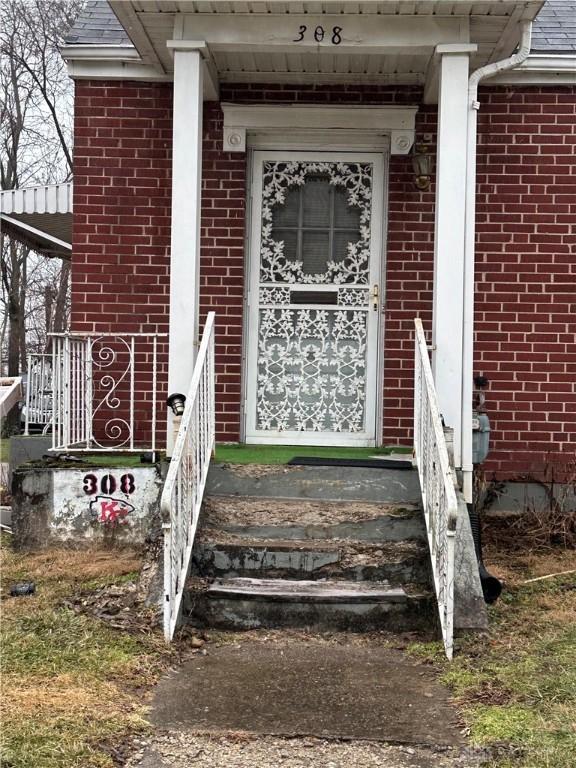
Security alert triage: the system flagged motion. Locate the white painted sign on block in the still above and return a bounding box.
[52,466,162,543]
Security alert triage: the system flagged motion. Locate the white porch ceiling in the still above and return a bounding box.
[109,1,544,93]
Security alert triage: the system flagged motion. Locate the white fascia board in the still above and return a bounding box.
[61,42,172,80]
[491,54,576,84]
[66,58,172,81]
[222,104,417,130]
[181,13,469,55]
[61,44,140,61]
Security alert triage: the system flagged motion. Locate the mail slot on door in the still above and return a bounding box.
[290,290,338,305]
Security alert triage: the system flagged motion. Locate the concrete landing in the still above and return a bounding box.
[150,640,463,747]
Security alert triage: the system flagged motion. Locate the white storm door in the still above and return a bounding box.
[245,152,384,447]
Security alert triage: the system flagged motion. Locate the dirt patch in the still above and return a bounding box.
[201,496,418,528]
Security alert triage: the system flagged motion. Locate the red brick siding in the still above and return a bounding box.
[200,103,247,443]
[71,80,576,475]
[475,87,576,477]
[72,81,173,446]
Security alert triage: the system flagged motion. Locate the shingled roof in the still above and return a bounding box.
[64,0,132,46]
[532,0,576,52]
[64,0,576,53]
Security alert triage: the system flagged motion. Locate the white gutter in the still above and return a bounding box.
[461,21,533,503]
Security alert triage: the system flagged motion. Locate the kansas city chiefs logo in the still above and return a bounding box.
[89,496,135,525]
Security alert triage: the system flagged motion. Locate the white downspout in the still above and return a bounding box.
[461,21,533,503]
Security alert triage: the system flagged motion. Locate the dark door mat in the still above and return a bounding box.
[287,456,413,470]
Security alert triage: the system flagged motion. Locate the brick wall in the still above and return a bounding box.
[199,103,247,442]
[475,87,576,477]
[71,80,576,475]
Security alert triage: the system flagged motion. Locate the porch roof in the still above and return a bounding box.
[63,1,548,96]
[0,184,72,259]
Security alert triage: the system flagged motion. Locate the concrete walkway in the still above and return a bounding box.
[126,634,479,768]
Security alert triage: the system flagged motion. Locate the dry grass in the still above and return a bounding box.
[411,545,576,768]
[0,537,172,768]
[2,545,143,586]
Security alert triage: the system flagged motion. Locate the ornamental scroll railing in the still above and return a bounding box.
[413,318,459,660]
[161,313,215,641]
[48,332,167,452]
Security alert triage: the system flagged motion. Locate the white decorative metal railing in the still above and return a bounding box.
[161,313,216,641]
[413,318,459,660]
[24,355,53,434]
[48,332,167,452]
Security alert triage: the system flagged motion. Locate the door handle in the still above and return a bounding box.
[371,284,379,312]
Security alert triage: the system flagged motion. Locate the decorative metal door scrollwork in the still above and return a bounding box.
[247,154,383,443]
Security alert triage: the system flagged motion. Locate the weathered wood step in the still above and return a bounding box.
[206,577,410,602]
[185,576,434,633]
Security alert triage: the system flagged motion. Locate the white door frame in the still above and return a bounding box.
[244,149,386,447]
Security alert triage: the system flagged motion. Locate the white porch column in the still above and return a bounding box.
[166,47,203,454]
[432,43,476,469]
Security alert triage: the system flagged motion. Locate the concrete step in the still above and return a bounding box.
[185,576,433,632]
[199,496,427,544]
[193,539,432,586]
[206,463,421,504]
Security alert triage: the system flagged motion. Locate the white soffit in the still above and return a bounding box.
[103,0,545,87]
[221,104,417,153]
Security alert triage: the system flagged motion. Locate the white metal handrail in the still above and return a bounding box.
[413,318,459,659]
[48,332,167,452]
[161,312,216,641]
[24,356,52,433]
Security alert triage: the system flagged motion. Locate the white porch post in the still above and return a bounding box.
[166,48,203,454]
[432,43,477,470]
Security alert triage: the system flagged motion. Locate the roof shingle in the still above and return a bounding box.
[64,0,132,46]
[532,0,576,52]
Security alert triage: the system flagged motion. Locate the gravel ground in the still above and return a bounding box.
[126,731,483,768]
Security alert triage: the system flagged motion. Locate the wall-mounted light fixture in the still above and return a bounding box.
[166,392,186,416]
[411,143,433,190]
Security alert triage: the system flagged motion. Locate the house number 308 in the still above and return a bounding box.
[293,26,343,44]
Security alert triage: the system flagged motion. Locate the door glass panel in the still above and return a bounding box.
[334,186,361,228]
[273,229,298,262]
[260,160,372,285]
[302,231,330,274]
[333,230,359,263]
[272,186,299,227]
[302,176,331,227]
